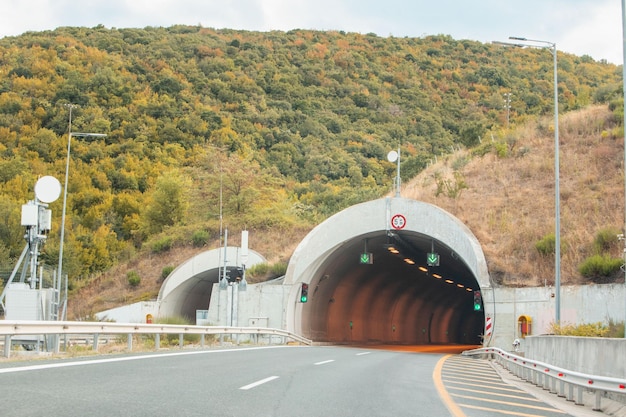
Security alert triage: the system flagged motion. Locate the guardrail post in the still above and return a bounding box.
[179,333,183,349]
[549,376,557,394]
[155,333,160,350]
[127,333,133,351]
[557,380,565,397]
[576,386,584,405]
[566,383,574,402]
[200,334,205,348]
[93,334,99,351]
[4,335,11,358]
[593,390,602,411]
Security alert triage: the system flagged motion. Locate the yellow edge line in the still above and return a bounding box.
[433,355,466,417]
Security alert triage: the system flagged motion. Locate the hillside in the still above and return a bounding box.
[0,26,623,317]
[406,105,624,286]
[69,105,624,318]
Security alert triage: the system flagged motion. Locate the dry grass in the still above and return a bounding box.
[69,105,623,317]
[68,226,310,319]
[405,104,623,287]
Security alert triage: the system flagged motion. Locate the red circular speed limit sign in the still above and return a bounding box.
[391,214,406,230]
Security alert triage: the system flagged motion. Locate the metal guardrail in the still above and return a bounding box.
[462,347,626,412]
[0,320,312,358]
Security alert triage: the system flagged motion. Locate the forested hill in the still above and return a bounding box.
[0,25,622,289]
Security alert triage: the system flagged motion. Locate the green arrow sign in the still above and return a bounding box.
[427,252,440,266]
[360,252,373,264]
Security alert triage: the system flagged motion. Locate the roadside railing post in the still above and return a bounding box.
[155,333,160,350]
[93,334,99,351]
[566,382,574,402]
[576,386,584,405]
[4,335,11,358]
[594,390,602,411]
[127,333,133,351]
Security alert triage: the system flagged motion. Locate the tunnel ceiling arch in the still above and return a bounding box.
[285,197,490,345]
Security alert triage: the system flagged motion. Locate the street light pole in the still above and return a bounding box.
[57,104,106,288]
[499,37,561,324]
[58,104,77,288]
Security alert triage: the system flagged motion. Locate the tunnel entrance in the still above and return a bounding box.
[285,197,490,345]
[301,231,484,344]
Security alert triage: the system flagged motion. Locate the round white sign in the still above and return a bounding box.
[387,150,398,162]
[34,176,62,203]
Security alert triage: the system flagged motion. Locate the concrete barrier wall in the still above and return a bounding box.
[524,335,626,379]
[487,283,626,348]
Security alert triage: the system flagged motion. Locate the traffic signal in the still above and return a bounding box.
[226,267,244,283]
[300,283,309,303]
[473,290,482,311]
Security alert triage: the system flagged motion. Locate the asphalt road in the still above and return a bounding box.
[0,345,595,417]
[1,345,452,417]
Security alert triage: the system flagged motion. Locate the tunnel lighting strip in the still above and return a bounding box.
[386,242,473,293]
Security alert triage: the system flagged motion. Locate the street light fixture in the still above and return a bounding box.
[495,36,561,324]
[57,104,106,302]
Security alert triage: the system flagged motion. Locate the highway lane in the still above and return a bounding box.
[1,346,451,417]
[0,345,593,417]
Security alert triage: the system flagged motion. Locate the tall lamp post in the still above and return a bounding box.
[58,104,106,295]
[495,37,560,324]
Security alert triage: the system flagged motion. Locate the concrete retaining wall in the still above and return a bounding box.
[524,335,626,379]
[487,283,626,349]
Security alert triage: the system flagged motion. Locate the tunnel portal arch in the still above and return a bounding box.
[158,247,266,321]
[285,197,490,345]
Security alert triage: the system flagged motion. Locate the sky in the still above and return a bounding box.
[0,0,623,64]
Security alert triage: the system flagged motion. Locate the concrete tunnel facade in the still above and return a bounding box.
[284,197,491,345]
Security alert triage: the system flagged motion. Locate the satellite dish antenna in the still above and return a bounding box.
[34,176,62,203]
[387,150,398,162]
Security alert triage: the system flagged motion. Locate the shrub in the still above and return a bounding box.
[245,262,287,282]
[191,230,209,247]
[535,233,556,256]
[550,321,609,337]
[470,142,493,157]
[593,227,620,254]
[160,265,174,282]
[127,271,141,287]
[578,254,623,282]
[248,263,268,274]
[270,262,288,277]
[493,142,508,158]
[151,236,172,253]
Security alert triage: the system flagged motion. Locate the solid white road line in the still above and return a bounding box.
[0,346,291,374]
[239,376,280,390]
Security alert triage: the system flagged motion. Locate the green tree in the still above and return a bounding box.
[142,171,191,235]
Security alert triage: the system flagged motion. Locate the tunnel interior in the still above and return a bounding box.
[161,266,242,322]
[300,230,485,345]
